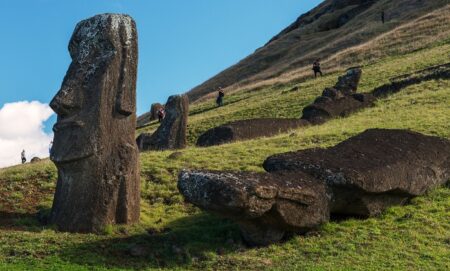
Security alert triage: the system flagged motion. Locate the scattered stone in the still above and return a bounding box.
[197,119,309,147]
[302,94,376,124]
[301,68,375,124]
[49,14,140,233]
[264,129,450,216]
[30,157,41,163]
[137,95,189,151]
[178,170,329,246]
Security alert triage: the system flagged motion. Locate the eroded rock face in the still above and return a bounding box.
[49,14,140,232]
[301,68,375,124]
[150,103,164,120]
[197,119,309,147]
[264,129,450,216]
[138,95,189,151]
[178,170,329,246]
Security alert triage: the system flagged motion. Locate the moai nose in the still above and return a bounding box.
[50,86,81,116]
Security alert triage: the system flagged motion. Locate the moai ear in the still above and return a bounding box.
[116,18,137,116]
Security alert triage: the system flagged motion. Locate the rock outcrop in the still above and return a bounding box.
[197,119,309,147]
[30,157,41,163]
[264,129,450,216]
[49,14,140,233]
[137,95,189,151]
[301,68,376,124]
[178,170,329,246]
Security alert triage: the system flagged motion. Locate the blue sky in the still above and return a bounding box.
[0,1,322,166]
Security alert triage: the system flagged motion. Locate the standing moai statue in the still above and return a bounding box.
[136,94,189,151]
[49,14,140,233]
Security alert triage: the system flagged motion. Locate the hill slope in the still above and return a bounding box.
[186,0,449,102]
[1,37,450,270]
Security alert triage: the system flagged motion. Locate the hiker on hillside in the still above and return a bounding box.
[157,108,165,122]
[381,10,385,24]
[216,87,225,107]
[313,59,323,78]
[21,150,26,164]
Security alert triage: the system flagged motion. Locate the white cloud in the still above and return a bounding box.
[0,101,54,168]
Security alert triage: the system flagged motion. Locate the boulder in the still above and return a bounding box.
[302,93,376,124]
[264,129,450,216]
[49,14,140,233]
[30,157,41,163]
[301,67,373,124]
[178,170,329,246]
[334,67,362,95]
[137,94,189,151]
[149,103,164,121]
[197,119,309,147]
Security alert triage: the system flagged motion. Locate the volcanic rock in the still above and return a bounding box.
[264,129,450,216]
[197,118,309,147]
[138,95,189,151]
[30,157,41,163]
[302,93,376,124]
[178,170,329,246]
[334,67,362,95]
[49,14,140,232]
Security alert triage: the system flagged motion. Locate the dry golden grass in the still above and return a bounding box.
[195,4,450,104]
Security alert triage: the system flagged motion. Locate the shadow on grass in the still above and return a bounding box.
[60,213,243,270]
[0,211,42,231]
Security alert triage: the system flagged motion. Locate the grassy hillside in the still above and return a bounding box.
[186,0,450,102]
[1,38,449,270]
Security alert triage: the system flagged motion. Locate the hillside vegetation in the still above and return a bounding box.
[186,0,450,102]
[1,33,449,270]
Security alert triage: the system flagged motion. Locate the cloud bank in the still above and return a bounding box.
[0,101,54,168]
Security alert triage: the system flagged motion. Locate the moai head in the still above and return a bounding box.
[49,14,140,232]
[50,14,138,164]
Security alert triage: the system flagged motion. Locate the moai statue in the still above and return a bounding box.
[49,14,140,232]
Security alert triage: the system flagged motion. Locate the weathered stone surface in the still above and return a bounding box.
[136,103,164,128]
[302,93,376,124]
[197,119,309,147]
[137,95,189,151]
[264,129,450,216]
[178,170,329,246]
[301,68,375,124]
[150,103,164,120]
[334,67,362,95]
[49,14,140,233]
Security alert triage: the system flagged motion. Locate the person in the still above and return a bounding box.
[216,87,225,107]
[21,150,26,164]
[313,59,323,78]
[381,10,385,24]
[157,108,165,122]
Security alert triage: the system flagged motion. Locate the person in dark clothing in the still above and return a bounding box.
[216,87,225,107]
[157,108,165,122]
[381,10,385,24]
[21,149,26,164]
[313,59,323,78]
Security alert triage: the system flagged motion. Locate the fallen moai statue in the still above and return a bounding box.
[179,129,450,245]
[178,170,330,246]
[49,14,140,232]
[196,119,309,147]
[137,94,189,151]
[301,67,376,124]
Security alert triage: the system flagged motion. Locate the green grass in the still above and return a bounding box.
[1,42,450,270]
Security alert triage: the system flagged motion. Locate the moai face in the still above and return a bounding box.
[50,14,137,164]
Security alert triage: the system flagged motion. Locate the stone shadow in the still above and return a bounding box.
[59,213,243,270]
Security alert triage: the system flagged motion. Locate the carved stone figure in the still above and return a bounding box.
[136,94,188,151]
[49,14,140,232]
